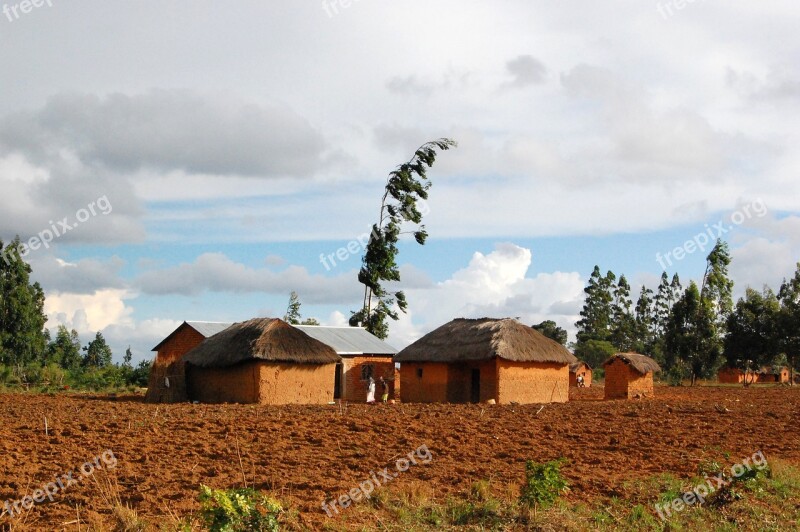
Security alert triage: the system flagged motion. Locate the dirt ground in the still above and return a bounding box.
[0,385,798,530]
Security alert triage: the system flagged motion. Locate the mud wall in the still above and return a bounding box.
[399,363,450,403]
[145,325,206,403]
[496,360,569,404]
[187,361,335,404]
[341,356,395,402]
[604,359,654,399]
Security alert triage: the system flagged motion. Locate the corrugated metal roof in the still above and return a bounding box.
[293,325,397,355]
[186,321,234,338]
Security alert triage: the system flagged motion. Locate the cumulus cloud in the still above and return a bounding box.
[385,243,584,348]
[44,288,136,335]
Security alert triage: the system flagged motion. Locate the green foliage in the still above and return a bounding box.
[352,138,456,339]
[701,240,734,330]
[724,287,780,370]
[610,274,637,351]
[47,325,82,370]
[519,458,569,512]
[82,331,113,368]
[665,281,723,381]
[665,359,689,386]
[531,320,568,346]
[778,263,800,371]
[283,292,319,327]
[129,359,152,387]
[0,237,48,366]
[283,291,302,325]
[574,339,617,369]
[575,266,615,344]
[198,485,281,532]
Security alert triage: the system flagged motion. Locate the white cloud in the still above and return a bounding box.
[386,243,584,348]
[44,289,135,335]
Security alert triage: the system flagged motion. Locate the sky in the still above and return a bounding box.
[1,1,799,363]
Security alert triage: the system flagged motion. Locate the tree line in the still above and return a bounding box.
[566,240,800,384]
[0,237,150,390]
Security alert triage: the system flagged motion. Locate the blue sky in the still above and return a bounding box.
[1,1,798,362]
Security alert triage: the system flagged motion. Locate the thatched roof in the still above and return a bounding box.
[183,318,340,368]
[570,361,592,372]
[394,318,578,364]
[603,352,661,375]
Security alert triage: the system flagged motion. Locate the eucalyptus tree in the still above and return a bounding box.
[350,139,457,339]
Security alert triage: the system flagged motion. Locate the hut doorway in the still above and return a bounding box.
[471,368,480,403]
[334,362,343,399]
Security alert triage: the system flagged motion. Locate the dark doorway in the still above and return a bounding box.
[334,363,343,399]
[470,368,481,403]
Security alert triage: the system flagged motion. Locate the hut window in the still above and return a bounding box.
[416,368,423,379]
[361,364,374,381]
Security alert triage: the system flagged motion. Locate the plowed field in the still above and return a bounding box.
[1,386,798,530]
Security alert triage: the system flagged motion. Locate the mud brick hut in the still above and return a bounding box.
[182,318,340,404]
[756,366,790,384]
[294,325,397,402]
[394,317,577,404]
[569,362,592,387]
[603,353,660,399]
[145,321,232,403]
[718,366,750,384]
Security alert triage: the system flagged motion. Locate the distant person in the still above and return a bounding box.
[577,374,584,388]
[366,376,376,404]
[380,377,389,403]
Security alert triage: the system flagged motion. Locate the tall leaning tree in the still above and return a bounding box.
[350,138,456,339]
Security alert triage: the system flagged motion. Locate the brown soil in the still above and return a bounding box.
[1,385,798,530]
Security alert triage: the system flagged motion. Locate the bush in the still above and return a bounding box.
[198,485,282,532]
[519,458,569,515]
[665,361,689,386]
[129,360,152,387]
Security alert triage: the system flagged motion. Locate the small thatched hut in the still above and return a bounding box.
[603,353,660,399]
[183,318,340,404]
[569,362,592,387]
[395,318,577,404]
[145,321,232,403]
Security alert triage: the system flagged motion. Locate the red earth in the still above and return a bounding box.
[0,385,798,530]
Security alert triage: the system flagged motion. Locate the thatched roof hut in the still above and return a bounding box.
[183,318,341,404]
[395,318,576,404]
[604,353,661,375]
[603,352,660,399]
[183,318,340,368]
[395,318,577,364]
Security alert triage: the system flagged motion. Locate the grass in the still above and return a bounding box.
[5,452,798,530]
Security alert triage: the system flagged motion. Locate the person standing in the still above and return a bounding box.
[366,376,376,404]
[380,376,389,403]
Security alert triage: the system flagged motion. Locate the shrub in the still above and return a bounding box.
[519,458,569,516]
[198,485,282,532]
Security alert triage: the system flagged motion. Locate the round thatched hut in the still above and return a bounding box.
[395,317,577,404]
[183,318,341,404]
